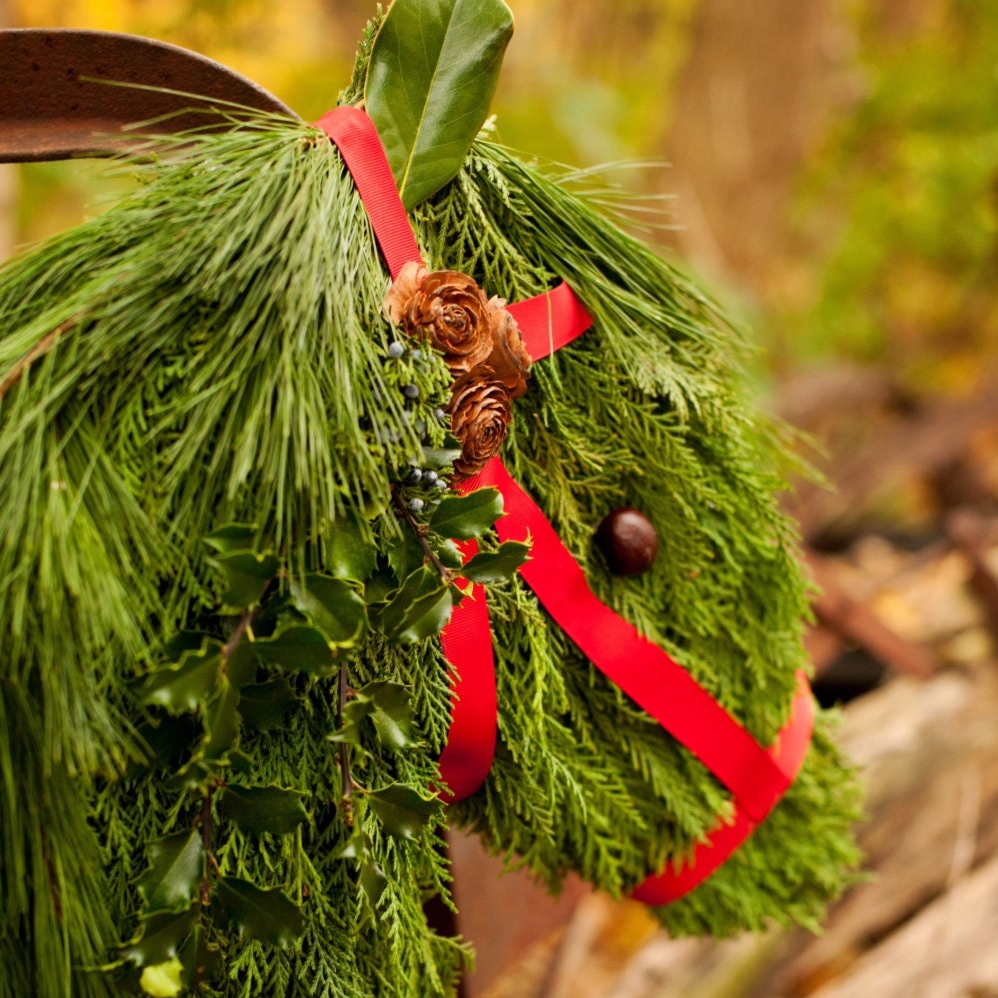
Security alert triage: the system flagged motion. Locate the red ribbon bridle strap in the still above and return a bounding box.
[463,458,796,823]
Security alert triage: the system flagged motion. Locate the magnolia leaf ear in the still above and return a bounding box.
[365,0,514,209]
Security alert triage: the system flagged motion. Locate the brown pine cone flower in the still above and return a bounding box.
[447,367,513,481]
[486,305,531,399]
[392,268,495,376]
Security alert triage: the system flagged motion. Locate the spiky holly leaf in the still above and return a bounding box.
[290,574,368,646]
[326,515,376,582]
[331,681,417,750]
[120,911,196,967]
[253,624,338,676]
[202,678,241,760]
[239,679,299,733]
[216,877,304,948]
[136,831,205,916]
[366,784,441,840]
[366,0,514,208]
[203,523,257,554]
[213,550,281,609]
[141,641,223,715]
[429,487,504,539]
[218,785,308,837]
[461,540,531,582]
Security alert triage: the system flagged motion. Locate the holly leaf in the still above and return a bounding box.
[225,632,259,688]
[435,538,465,569]
[365,784,440,840]
[326,515,376,581]
[239,679,299,732]
[213,551,281,609]
[332,681,416,750]
[120,911,196,967]
[203,523,257,554]
[253,625,338,676]
[366,0,514,209]
[386,531,427,584]
[202,678,241,761]
[386,582,454,644]
[359,680,416,750]
[421,445,462,471]
[140,641,223,715]
[461,540,531,582]
[429,488,504,539]
[216,877,304,948]
[136,831,205,916]
[218,786,308,837]
[359,859,388,909]
[290,575,368,646]
[161,630,214,662]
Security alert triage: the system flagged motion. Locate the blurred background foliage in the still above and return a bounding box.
[2,0,998,401]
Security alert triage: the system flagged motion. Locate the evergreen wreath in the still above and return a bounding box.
[0,3,861,997]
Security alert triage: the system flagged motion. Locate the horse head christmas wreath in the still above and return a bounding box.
[0,3,861,996]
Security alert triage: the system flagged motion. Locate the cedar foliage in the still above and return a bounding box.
[0,22,860,998]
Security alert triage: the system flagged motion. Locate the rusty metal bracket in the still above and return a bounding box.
[0,28,298,162]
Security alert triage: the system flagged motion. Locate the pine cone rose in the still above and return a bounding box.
[486,304,531,399]
[447,368,513,480]
[383,260,427,326]
[404,270,495,375]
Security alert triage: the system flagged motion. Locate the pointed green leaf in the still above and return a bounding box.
[240,679,299,732]
[365,783,441,840]
[141,641,223,714]
[435,538,465,569]
[421,445,463,471]
[136,831,205,916]
[429,487,504,539]
[203,523,257,554]
[213,551,281,609]
[219,786,308,837]
[132,716,199,775]
[225,632,259,688]
[366,0,514,208]
[359,859,388,909]
[359,680,416,750]
[217,877,304,948]
[386,531,427,584]
[120,911,196,967]
[202,678,240,760]
[380,566,439,636]
[327,515,376,581]
[461,540,531,582]
[391,585,454,644]
[290,575,368,646]
[161,630,214,662]
[253,625,337,676]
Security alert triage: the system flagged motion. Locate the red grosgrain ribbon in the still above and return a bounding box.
[314,107,424,278]
[508,280,593,360]
[632,675,814,903]
[314,103,815,900]
[462,458,797,823]
[437,542,497,802]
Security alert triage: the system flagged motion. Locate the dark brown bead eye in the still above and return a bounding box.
[595,507,660,576]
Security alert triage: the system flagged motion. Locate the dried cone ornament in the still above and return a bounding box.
[386,262,531,478]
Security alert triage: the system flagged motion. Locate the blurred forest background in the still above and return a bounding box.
[4,2,998,995]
